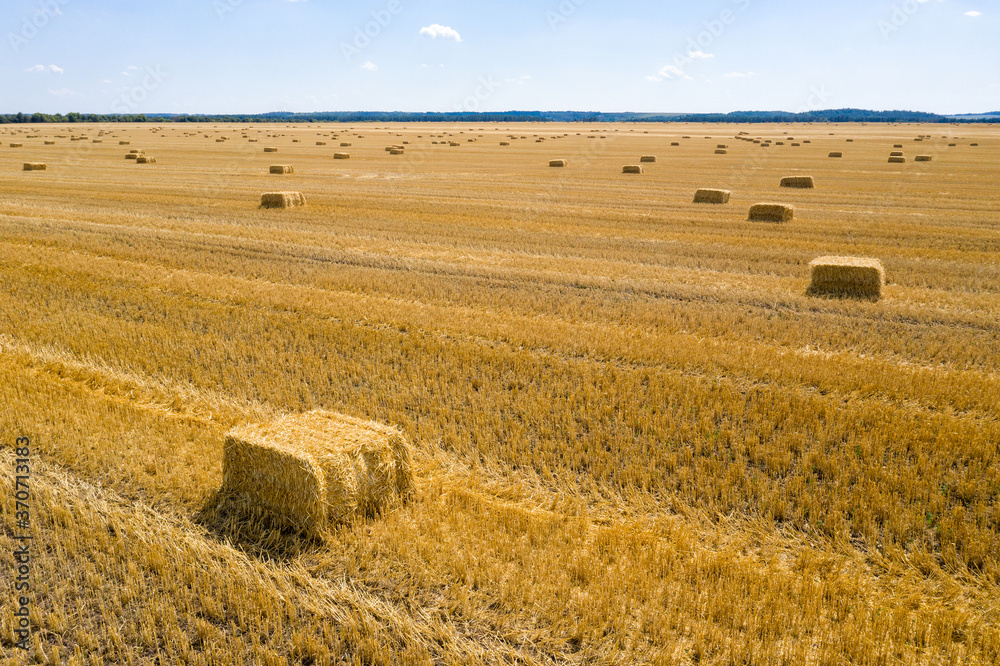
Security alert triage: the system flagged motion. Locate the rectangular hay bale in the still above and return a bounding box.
[622,165,643,174]
[260,191,306,208]
[780,176,815,188]
[693,188,731,204]
[22,163,46,171]
[223,410,415,531]
[748,203,794,223]
[808,256,884,301]
[269,165,294,174]
[549,159,567,167]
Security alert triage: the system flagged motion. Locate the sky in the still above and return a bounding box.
[0,0,996,115]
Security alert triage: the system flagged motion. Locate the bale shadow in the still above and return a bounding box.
[194,489,326,561]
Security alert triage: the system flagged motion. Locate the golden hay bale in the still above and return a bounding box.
[716,144,728,149]
[693,188,731,204]
[622,165,643,174]
[316,141,326,145]
[125,154,139,160]
[92,140,102,143]
[270,165,294,174]
[828,152,843,158]
[887,156,906,164]
[22,163,46,171]
[500,141,510,146]
[389,149,405,155]
[640,155,656,163]
[135,156,156,164]
[790,142,801,147]
[340,142,352,147]
[914,155,932,162]
[223,409,414,531]
[808,256,884,300]
[893,144,903,148]
[260,192,306,209]
[9,143,23,148]
[449,141,460,146]
[970,143,979,147]
[264,147,278,153]
[780,176,815,189]
[549,159,568,167]
[671,141,680,146]
[748,203,794,223]
[715,149,728,154]
[889,151,904,157]
[119,141,130,145]
[333,152,350,159]
[44,141,55,145]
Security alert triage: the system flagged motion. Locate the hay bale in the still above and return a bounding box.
[334,152,350,159]
[640,155,656,163]
[549,159,568,167]
[340,142,352,147]
[389,149,404,155]
[893,144,903,148]
[889,151,904,157]
[9,143,23,148]
[22,163,46,171]
[264,147,278,153]
[135,156,156,164]
[269,165,294,174]
[780,176,815,189]
[500,141,510,146]
[119,141,130,145]
[449,142,460,147]
[970,143,979,147]
[808,256,884,301]
[316,141,327,146]
[693,188,730,204]
[622,165,643,174]
[828,152,843,158]
[748,203,794,223]
[125,154,139,160]
[887,156,906,163]
[44,141,55,145]
[715,149,728,154]
[914,155,932,162]
[671,142,680,146]
[222,409,414,531]
[260,192,306,209]
[790,142,801,147]
[716,144,728,149]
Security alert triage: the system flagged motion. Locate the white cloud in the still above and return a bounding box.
[723,71,756,78]
[419,24,462,41]
[26,64,63,74]
[361,61,377,71]
[964,10,982,16]
[48,88,77,97]
[122,65,139,76]
[688,50,714,60]
[646,65,693,82]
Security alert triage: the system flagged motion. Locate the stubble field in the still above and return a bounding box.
[1,121,999,665]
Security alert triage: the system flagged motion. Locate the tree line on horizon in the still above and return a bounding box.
[1,109,996,125]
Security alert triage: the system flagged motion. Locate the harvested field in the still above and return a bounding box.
[0,121,999,665]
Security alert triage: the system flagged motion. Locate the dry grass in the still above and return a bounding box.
[0,121,999,664]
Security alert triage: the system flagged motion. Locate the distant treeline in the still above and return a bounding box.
[1,109,997,124]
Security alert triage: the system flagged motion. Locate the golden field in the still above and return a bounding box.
[1,121,999,665]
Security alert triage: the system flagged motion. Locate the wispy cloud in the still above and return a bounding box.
[419,24,462,41]
[646,65,693,82]
[361,61,378,71]
[964,10,982,16]
[48,88,77,97]
[26,64,63,74]
[687,50,714,60]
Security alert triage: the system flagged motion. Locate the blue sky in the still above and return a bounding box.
[1,0,995,114]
